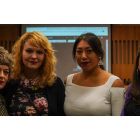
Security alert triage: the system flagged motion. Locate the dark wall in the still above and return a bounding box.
[0,24,21,52]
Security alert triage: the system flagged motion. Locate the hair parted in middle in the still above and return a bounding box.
[11,31,57,88]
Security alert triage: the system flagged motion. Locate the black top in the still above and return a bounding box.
[3,77,65,116]
[125,101,140,116]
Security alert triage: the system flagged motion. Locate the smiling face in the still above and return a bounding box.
[75,40,100,72]
[22,41,45,71]
[0,65,9,89]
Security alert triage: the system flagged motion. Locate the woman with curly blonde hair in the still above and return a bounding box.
[5,31,65,116]
[0,46,13,116]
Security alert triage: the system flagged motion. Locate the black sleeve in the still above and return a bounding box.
[56,77,66,116]
[1,82,10,98]
[2,81,18,109]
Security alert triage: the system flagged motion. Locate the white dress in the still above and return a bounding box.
[64,74,125,116]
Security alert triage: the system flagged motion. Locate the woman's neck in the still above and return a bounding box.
[81,66,103,78]
[22,69,39,79]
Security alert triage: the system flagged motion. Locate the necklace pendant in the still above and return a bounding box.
[29,80,32,86]
[23,72,38,87]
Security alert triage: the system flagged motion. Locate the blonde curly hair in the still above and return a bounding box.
[11,31,57,88]
[0,46,13,79]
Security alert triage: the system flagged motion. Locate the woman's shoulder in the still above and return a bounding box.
[46,77,65,94]
[50,76,64,87]
[102,72,124,88]
[112,79,124,87]
[108,74,124,88]
[101,71,113,77]
[55,76,63,82]
[3,80,20,93]
[6,80,19,87]
[64,73,77,85]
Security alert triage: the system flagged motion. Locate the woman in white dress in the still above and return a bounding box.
[64,33,125,116]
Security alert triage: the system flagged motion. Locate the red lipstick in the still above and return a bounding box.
[0,81,4,84]
[30,61,37,64]
[81,62,89,65]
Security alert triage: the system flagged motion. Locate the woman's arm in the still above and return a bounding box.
[56,77,66,116]
[110,87,126,116]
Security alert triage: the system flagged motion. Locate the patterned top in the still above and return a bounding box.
[8,79,49,116]
[0,94,8,116]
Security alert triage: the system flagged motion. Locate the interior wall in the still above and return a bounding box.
[1,24,140,86]
[111,24,140,85]
[0,24,20,52]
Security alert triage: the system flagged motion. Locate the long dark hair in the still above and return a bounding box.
[72,32,104,70]
[129,51,140,105]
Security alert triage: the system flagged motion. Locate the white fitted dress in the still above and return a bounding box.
[64,74,125,116]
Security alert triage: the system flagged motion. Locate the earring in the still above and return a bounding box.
[98,57,103,65]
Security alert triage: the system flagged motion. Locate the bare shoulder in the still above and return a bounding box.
[64,73,79,85]
[101,71,113,80]
[73,72,80,79]
[112,79,124,87]
[103,72,124,88]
